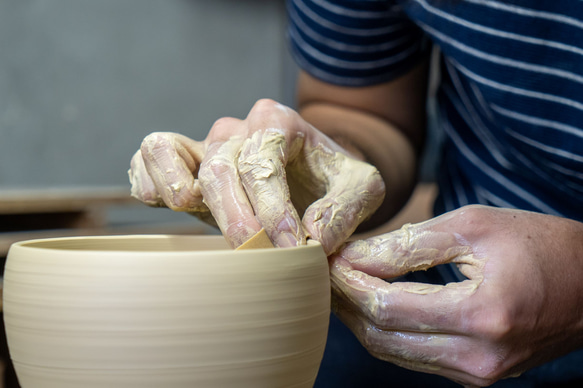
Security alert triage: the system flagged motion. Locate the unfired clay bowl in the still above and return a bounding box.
[3,235,330,388]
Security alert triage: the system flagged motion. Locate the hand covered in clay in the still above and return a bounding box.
[330,205,583,386]
[129,99,385,253]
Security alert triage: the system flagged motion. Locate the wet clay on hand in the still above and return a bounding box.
[129,100,385,255]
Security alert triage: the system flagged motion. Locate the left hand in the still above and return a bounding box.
[329,205,583,387]
[128,100,385,253]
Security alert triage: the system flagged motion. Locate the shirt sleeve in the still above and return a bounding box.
[287,0,429,87]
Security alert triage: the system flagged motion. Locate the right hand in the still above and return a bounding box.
[329,206,583,386]
[128,99,385,254]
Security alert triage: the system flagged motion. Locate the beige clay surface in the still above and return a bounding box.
[3,235,330,388]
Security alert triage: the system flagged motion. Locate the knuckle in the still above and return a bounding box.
[198,156,231,187]
[469,306,513,342]
[463,311,516,382]
[453,204,492,225]
[470,353,508,385]
[140,132,173,156]
[358,323,380,352]
[459,307,526,384]
[250,98,280,113]
[365,167,386,198]
[449,204,496,238]
[209,116,239,135]
[248,99,292,124]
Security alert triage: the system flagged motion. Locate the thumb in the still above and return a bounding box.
[302,154,385,255]
[333,221,472,279]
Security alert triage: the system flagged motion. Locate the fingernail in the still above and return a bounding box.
[273,232,303,248]
[274,215,306,248]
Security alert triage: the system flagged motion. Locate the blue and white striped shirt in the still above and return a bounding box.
[287,0,583,222]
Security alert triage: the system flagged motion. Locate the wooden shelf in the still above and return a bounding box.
[0,186,137,215]
[0,224,215,258]
[0,186,217,256]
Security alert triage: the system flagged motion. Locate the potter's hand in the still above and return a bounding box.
[330,205,583,387]
[129,99,385,253]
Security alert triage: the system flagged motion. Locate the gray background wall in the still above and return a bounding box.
[0,0,295,189]
[0,0,439,229]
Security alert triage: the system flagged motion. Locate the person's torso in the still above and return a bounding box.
[399,0,583,219]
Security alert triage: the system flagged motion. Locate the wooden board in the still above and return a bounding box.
[0,186,137,215]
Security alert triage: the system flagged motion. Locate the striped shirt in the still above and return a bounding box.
[287,0,583,222]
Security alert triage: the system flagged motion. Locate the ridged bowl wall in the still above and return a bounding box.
[3,235,330,388]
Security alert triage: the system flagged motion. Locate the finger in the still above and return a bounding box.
[334,221,475,279]
[128,149,164,206]
[140,132,207,211]
[237,128,307,248]
[334,295,512,387]
[333,301,493,387]
[238,99,384,253]
[301,145,385,255]
[198,136,262,248]
[329,257,481,333]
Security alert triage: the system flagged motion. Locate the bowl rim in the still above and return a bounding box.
[8,234,323,255]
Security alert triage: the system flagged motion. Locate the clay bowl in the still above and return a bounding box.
[3,235,330,388]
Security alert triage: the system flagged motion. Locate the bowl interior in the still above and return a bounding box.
[15,234,233,252]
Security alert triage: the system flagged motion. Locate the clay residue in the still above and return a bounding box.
[129,121,384,254]
[286,135,384,254]
[238,129,307,248]
[330,221,487,336]
[131,132,208,212]
[198,136,260,247]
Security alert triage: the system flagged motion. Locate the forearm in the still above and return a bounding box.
[298,102,419,230]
